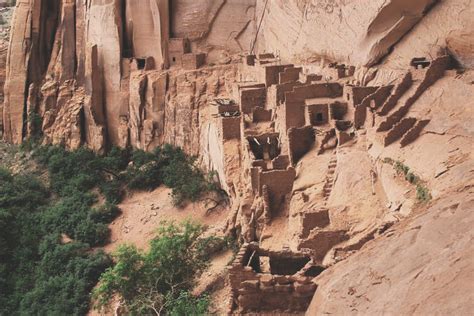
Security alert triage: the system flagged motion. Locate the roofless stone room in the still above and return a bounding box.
[0,0,473,315]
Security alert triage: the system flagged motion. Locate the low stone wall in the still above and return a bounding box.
[383,117,417,146]
[377,72,412,116]
[228,243,317,313]
[377,55,450,132]
[400,119,430,147]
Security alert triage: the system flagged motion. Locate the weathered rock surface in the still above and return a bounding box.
[1,1,473,315]
[255,0,439,66]
[307,189,474,315]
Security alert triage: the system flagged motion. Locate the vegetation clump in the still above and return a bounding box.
[93,221,210,315]
[383,157,432,203]
[0,167,111,315]
[0,143,219,315]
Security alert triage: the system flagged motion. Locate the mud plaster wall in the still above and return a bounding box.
[240,87,266,114]
[288,126,315,165]
[259,167,296,213]
[383,117,416,146]
[228,244,317,313]
[284,83,343,130]
[221,116,241,140]
[253,107,272,122]
[279,67,302,84]
[264,64,294,87]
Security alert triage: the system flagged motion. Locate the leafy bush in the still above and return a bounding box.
[0,143,218,314]
[93,221,209,315]
[167,291,210,316]
[125,144,218,206]
[90,203,122,224]
[416,184,432,202]
[19,236,111,315]
[394,161,410,176]
[0,168,112,315]
[383,158,431,204]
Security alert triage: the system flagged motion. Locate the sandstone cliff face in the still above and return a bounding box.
[1,0,249,152]
[255,0,473,69]
[1,1,474,315]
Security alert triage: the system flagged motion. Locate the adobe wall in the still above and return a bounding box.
[221,116,241,140]
[247,133,280,161]
[259,167,296,213]
[301,73,323,84]
[288,126,315,165]
[284,83,343,130]
[264,64,294,87]
[228,243,317,313]
[251,166,262,194]
[354,104,367,129]
[344,86,378,108]
[272,155,290,170]
[285,101,307,131]
[361,85,393,110]
[400,119,430,147]
[299,229,349,263]
[182,53,206,70]
[286,83,343,104]
[378,72,412,115]
[354,85,393,128]
[274,81,303,105]
[383,117,417,146]
[306,104,329,126]
[252,107,272,122]
[329,101,348,120]
[300,208,330,239]
[240,87,266,114]
[279,67,302,84]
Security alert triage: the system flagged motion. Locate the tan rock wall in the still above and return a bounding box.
[255,0,438,66]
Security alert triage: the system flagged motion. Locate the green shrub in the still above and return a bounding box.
[416,184,432,203]
[1,143,218,314]
[93,221,209,315]
[19,236,111,315]
[196,236,227,261]
[0,168,112,315]
[405,171,419,184]
[167,291,210,316]
[394,161,410,176]
[125,144,218,206]
[90,203,121,224]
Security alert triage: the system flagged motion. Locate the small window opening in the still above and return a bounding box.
[136,58,146,70]
[316,113,324,122]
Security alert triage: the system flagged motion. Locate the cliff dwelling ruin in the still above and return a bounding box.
[0,0,473,315]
